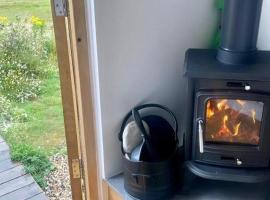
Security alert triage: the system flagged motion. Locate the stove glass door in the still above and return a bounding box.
[205,99,264,145]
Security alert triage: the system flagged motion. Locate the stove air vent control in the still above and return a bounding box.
[236,158,243,166]
[244,84,251,91]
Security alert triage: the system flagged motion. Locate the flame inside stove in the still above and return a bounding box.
[206,101,214,118]
[205,99,263,145]
[217,115,231,137]
[233,122,241,136]
[251,110,256,124]
[217,100,228,111]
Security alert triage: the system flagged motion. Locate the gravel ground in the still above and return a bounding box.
[45,154,72,200]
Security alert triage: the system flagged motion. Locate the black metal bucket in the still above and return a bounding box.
[119,104,180,199]
[123,149,179,200]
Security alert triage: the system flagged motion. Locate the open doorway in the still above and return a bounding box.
[0,0,73,199]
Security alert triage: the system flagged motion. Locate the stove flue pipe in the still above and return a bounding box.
[217,0,263,64]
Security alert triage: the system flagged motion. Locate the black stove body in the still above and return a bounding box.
[184,0,270,183]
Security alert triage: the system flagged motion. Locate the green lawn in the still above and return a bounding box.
[9,71,66,155]
[0,0,52,21]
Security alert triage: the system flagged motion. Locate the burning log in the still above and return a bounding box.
[205,99,262,145]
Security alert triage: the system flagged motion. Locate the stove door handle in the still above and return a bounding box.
[198,119,204,153]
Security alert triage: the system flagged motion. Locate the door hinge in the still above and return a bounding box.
[53,0,68,17]
[72,158,81,179]
[72,159,87,198]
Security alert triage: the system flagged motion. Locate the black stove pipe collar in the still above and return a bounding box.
[217,0,263,65]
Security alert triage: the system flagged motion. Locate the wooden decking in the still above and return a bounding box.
[0,136,48,200]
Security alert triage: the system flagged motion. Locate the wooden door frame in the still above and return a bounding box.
[51,0,102,199]
[52,0,125,199]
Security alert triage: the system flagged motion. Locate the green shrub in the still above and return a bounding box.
[0,95,12,129]
[11,143,54,189]
[0,95,27,129]
[0,17,55,102]
[0,62,42,102]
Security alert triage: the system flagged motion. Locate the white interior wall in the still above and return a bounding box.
[91,0,219,179]
[258,0,270,50]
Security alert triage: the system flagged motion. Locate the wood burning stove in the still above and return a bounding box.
[183,0,270,183]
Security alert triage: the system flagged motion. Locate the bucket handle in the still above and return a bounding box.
[118,104,179,144]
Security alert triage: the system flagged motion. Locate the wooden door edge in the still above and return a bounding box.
[50,2,83,200]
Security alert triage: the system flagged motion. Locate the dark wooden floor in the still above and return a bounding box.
[0,136,48,200]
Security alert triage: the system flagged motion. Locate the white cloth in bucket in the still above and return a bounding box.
[122,120,150,154]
